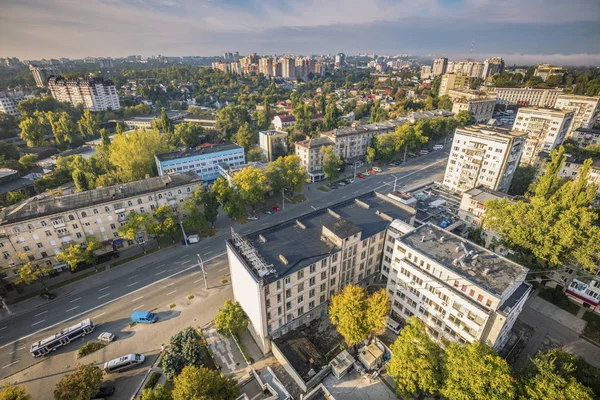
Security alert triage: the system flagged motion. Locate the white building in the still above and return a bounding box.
[443,125,526,193]
[554,94,600,138]
[272,115,296,130]
[386,223,531,349]
[486,87,564,108]
[451,97,495,123]
[0,96,18,116]
[482,57,505,79]
[29,64,59,88]
[48,76,120,112]
[569,127,600,148]
[512,107,574,165]
[226,191,416,353]
[432,58,448,76]
[534,64,567,82]
[259,130,288,162]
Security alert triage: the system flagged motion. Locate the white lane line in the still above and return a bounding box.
[2,360,19,369]
[132,304,145,311]
[166,290,177,296]
[205,251,213,255]
[179,255,188,260]
[65,306,79,313]
[98,293,110,299]
[34,311,48,317]
[219,267,228,272]
[156,270,166,275]
[374,158,447,191]
[164,282,175,288]
[181,260,191,265]
[31,320,45,327]
[99,286,110,291]
[70,297,82,303]
[193,279,203,284]
[0,251,227,350]
[10,346,26,354]
[156,264,166,268]
[132,296,144,302]
[129,274,139,280]
[94,312,106,319]
[127,281,139,287]
[190,271,200,276]
[0,327,6,331]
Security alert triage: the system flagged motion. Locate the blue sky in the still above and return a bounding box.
[1,0,600,65]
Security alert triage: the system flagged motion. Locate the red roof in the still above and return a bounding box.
[278,115,296,122]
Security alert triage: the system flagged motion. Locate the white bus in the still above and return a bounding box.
[30,318,95,357]
[104,353,145,373]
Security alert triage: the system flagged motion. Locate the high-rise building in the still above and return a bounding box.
[48,76,120,111]
[421,65,433,80]
[439,73,470,96]
[482,57,505,79]
[432,58,448,76]
[334,53,346,68]
[488,87,564,108]
[512,107,574,165]
[554,94,600,138]
[534,64,567,82]
[259,130,289,162]
[0,96,19,116]
[281,58,295,79]
[29,64,59,88]
[442,125,526,193]
[259,57,274,77]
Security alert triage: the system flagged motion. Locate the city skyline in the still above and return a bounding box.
[1,0,600,65]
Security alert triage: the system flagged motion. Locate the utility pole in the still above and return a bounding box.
[282,188,285,210]
[403,144,408,163]
[393,176,399,192]
[179,220,188,247]
[0,296,11,315]
[197,254,208,289]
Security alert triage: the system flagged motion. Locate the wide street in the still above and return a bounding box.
[0,150,448,390]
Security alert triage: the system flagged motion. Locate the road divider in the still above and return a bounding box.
[98,293,110,300]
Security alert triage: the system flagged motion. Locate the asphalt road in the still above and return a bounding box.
[0,150,448,379]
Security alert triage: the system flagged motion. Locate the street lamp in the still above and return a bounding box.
[179,220,188,247]
[196,254,208,289]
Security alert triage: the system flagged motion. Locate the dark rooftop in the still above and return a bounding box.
[464,186,514,204]
[324,217,361,239]
[155,143,243,162]
[401,223,528,297]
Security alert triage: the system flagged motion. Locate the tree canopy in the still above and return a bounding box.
[214,300,249,337]
[265,155,307,197]
[109,129,171,182]
[162,327,210,380]
[320,146,341,183]
[53,364,103,400]
[231,166,269,209]
[0,383,31,400]
[172,365,240,400]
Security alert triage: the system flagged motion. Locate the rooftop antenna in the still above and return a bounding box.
[470,39,475,56]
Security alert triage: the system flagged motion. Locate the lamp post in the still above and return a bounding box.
[179,220,188,247]
[197,254,207,289]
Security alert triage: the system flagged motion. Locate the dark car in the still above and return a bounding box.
[263,210,273,215]
[39,292,56,300]
[94,386,115,398]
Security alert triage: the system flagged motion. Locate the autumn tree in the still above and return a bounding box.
[171,122,205,148]
[215,300,249,337]
[151,205,179,243]
[365,147,376,164]
[55,236,102,272]
[18,154,38,171]
[437,95,453,111]
[19,117,46,147]
[53,364,103,400]
[140,385,170,400]
[234,122,255,153]
[109,129,171,182]
[153,109,174,134]
[265,155,307,197]
[387,317,443,397]
[320,146,341,184]
[246,146,267,162]
[19,261,53,289]
[455,110,475,127]
[118,211,154,253]
[0,383,31,400]
[210,176,231,203]
[231,166,269,210]
[77,110,99,138]
[172,365,240,400]
[441,341,515,400]
[328,284,390,345]
[215,105,251,141]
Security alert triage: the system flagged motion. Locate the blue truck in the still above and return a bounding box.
[131,311,158,324]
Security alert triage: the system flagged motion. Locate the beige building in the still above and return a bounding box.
[433,58,448,76]
[452,97,496,123]
[554,94,600,137]
[486,87,563,108]
[448,89,489,101]
[439,73,470,97]
[534,64,566,81]
[0,173,202,281]
[443,125,526,193]
[259,130,288,162]
[512,107,574,165]
[570,127,600,148]
[482,57,505,79]
[48,76,120,112]
[29,65,59,88]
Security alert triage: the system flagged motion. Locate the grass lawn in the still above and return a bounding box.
[233,216,248,225]
[199,228,218,238]
[582,311,600,344]
[537,286,581,315]
[285,194,307,204]
[317,186,330,192]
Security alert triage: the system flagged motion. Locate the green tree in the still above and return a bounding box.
[154,109,174,134]
[265,155,307,197]
[455,110,475,126]
[365,146,376,164]
[140,385,171,400]
[215,105,251,141]
[441,341,515,400]
[19,117,46,147]
[0,383,31,400]
[0,142,20,161]
[72,169,90,192]
[171,122,205,148]
[323,96,341,130]
[387,317,443,397]
[109,129,171,182]
[172,365,240,400]
[215,300,249,337]
[77,110,99,138]
[246,146,267,162]
[508,165,537,196]
[518,350,594,400]
[231,166,269,210]
[437,95,453,111]
[5,191,28,205]
[329,284,390,345]
[55,236,102,272]
[255,110,270,131]
[18,154,38,171]
[320,146,341,184]
[162,327,208,380]
[234,122,255,153]
[222,193,246,219]
[53,364,103,400]
[100,128,111,147]
[118,211,154,253]
[292,104,315,136]
[203,191,219,228]
[19,261,53,289]
[211,176,231,203]
[152,205,179,243]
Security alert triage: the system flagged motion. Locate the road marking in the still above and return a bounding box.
[165,282,175,288]
[0,327,6,331]
[219,267,228,272]
[0,252,227,350]
[193,279,203,284]
[205,251,213,255]
[65,306,79,313]
[132,296,144,302]
[34,311,48,317]
[156,264,166,268]
[190,271,201,276]
[98,293,110,299]
[99,286,110,291]
[132,304,145,311]
[353,190,360,194]
[374,158,447,192]
[156,270,166,275]
[310,206,317,210]
[166,290,177,296]
[179,255,188,260]
[70,297,82,303]
[2,360,19,369]
[129,274,139,279]
[127,281,139,287]
[31,320,45,327]
[181,260,191,265]
[94,312,106,318]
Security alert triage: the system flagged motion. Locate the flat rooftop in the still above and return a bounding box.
[155,143,243,162]
[401,223,528,297]
[464,186,514,204]
[234,192,415,282]
[456,124,527,139]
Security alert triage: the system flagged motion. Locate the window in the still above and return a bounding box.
[486,299,492,307]
[41,220,47,227]
[110,224,116,229]
[477,294,483,302]
[469,289,475,297]
[127,201,133,206]
[309,288,315,298]
[81,211,87,218]
[286,302,292,310]
[105,206,110,212]
[298,306,304,315]
[310,264,316,274]
[137,199,143,205]
[284,276,291,284]
[309,277,315,286]
[72,224,78,229]
[297,270,304,279]
[309,300,315,309]
[23,246,30,251]
[285,289,291,297]
[36,243,43,248]
[297,295,304,304]
[321,271,327,280]
[298,283,304,292]
[76,233,82,238]
[330,277,336,286]
[93,209,99,214]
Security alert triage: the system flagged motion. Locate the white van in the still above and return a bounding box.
[386,316,402,334]
[433,144,444,151]
[104,353,145,373]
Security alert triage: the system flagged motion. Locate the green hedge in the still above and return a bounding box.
[77,341,106,358]
[144,371,161,390]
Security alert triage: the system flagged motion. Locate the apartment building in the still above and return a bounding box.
[0,173,202,281]
[443,125,526,193]
[155,143,245,184]
[29,64,59,88]
[488,87,564,108]
[386,223,531,349]
[534,64,566,81]
[482,57,505,79]
[512,107,574,165]
[535,151,600,193]
[281,58,296,79]
[554,94,600,137]
[569,127,600,148]
[439,73,470,97]
[432,58,448,76]
[226,191,416,353]
[0,96,18,116]
[259,130,288,162]
[259,57,274,76]
[451,97,495,123]
[295,137,335,179]
[48,76,120,112]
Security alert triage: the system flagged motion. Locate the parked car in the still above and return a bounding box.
[263,210,273,215]
[329,185,338,189]
[39,292,56,300]
[93,386,115,399]
[372,167,382,172]
[418,150,429,155]
[187,234,200,244]
[248,216,259,221]
[131,311,158,324]
[433,144,444,150]
[357,173,366,179]
[98,332,116,343]
[272,205,281,212]
[338,182,346,186]
[368,169,377,175]
[345,179,354,184]
[408,153,417,158]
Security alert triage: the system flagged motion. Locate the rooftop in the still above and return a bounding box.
[155,143,243,162]
[230,191,415,283]
[0,168,18,179]
[0,172,201,225]
[517,107,574,116]
[455,124,527,139]
[295,136,334,149]
[400,223,528,297]
[464,186,514,204]
[259,130,288,137]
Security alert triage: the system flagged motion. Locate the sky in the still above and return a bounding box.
[1,0,600,65]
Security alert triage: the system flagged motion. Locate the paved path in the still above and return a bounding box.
[528,297,587,334]
[202,322,247,379]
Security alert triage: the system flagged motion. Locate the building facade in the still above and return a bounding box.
[535,151,600,193]
[0,173,202,281]
[554,95,600,138]
[451,97,495,123]
[512,107,574,165]
[386,223,530,349]
[534,64,567,81]
[48,76,120,112]
[432,58,448,76]
[155,143,245,184]
[259,130,288,162]
[0,97,18,116]
[439,73,470,97]
[488,87,564,108]
[226,191,416,353]
[29,64,59,88]
[569,127,600,148]
[482,57,505,79]
[443,125,526,193]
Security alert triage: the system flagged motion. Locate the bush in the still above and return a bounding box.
[170,303,176,309]
[77,341,106,358]
[144,371,161,390]
[188,295,194,300]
